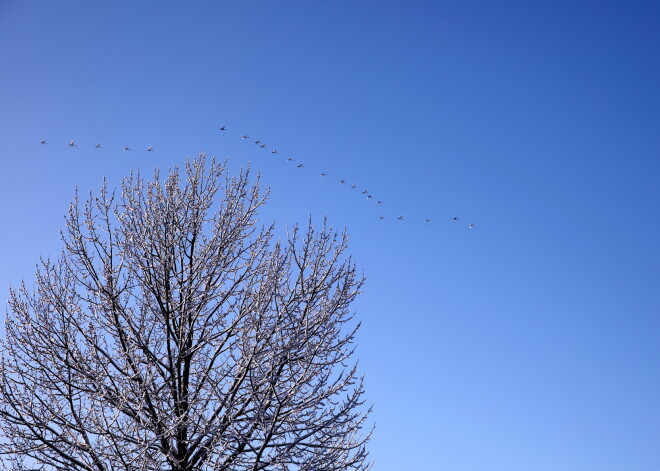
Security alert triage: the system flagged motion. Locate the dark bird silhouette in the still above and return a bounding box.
[320,173,327,177]
[147,146,153,151]
[40,138,46,144]
[260,143,266,148]
[379,215,385,220]
[425,219,431,223]
[95,143,101,148]
[361,190,368,194]
[377,201,383,205]
[469,224,475,229]
[123,146,130,151]
[219,126,227,131]
[69,140,76,147]
[397,216,404,220]
[351,184,357,189]
[271,149,278,154]
[297,164,304,168]
[367,195,374,199]
[339,180,346,184]
[452,217,459,221]
[242,135,249,140]
[287,157,294,161]
[254,140,261,145]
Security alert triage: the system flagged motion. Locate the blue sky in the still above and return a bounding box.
[1,1,660,469]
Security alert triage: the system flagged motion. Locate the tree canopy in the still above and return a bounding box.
[0,156,371,471]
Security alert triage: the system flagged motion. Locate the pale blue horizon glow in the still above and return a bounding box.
[1,2,660,470]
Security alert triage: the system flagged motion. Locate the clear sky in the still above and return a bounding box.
[1,1,660,469]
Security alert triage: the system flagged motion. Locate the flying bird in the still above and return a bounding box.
[147,146,153,151]
[367,195,374,199]
[425,219,431,223]
[351,184,357,189]
[219,126,227,131]
[95,143,101,148]
[397,216,404,220]
[379,215,385,220]
[339,180,346,184]
[297,164,304,168]
[260,143,266,148]
[320,173,327,177]
[287,157,294,161]
[242,135,249,140]
[452,217,459,221]
[377,201,383,205]
[469,224,475,229]
[123,146,130,151]
[40,138,46,144]
[69,140,76,147]
[254,140,261,145]
[361,190,368,194]
[271,149,278,154]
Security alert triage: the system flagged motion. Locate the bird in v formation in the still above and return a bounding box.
[227,126,477,228]
[43,126,477,228]
[52,139,156,151]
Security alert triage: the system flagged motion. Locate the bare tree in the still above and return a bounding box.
[0,156,371,471]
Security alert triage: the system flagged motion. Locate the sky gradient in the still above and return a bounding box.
[1,1,660,469]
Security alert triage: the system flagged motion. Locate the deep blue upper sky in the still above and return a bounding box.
[1,1,660,469]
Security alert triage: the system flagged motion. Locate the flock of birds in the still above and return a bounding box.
[41,138,154,153]
[39,128,477,229]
